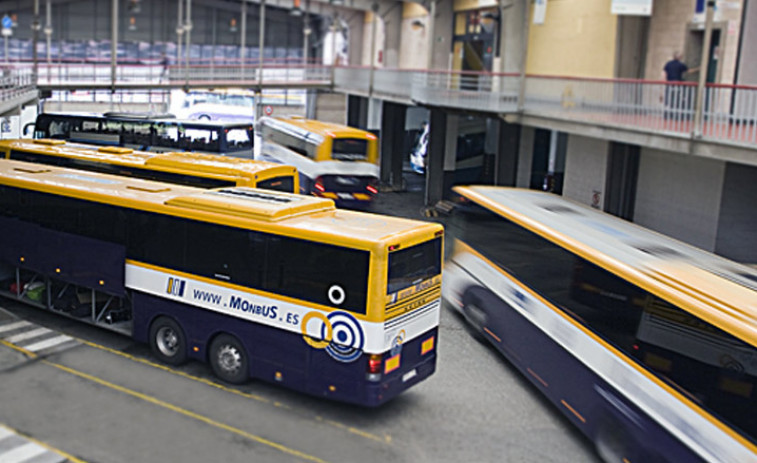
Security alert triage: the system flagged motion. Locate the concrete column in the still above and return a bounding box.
[367,97,382,131]
[494,120,521,186]
[425,108,447,205]
[383,3,402,68]
[501,0,527,73]
[345,14,363,66]
[347,95,368,129]
[379,101,407,189]
[429,0,453,70]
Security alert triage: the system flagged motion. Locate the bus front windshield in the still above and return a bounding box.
[387,238,442,294]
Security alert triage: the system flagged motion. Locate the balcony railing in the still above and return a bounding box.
[0,66,37,112]
[5,61,756,149]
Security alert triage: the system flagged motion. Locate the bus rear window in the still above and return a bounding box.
[332,138,368,161]
[387,238,442,293]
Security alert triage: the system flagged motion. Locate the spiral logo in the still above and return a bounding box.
[300,310,365,363]
[323,312,364,362]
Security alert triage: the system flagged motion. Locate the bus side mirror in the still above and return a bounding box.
[23,122,35,137]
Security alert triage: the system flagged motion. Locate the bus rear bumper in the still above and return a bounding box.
[362,355,437,407]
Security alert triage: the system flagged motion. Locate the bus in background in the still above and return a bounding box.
[443,186,757,463]
[170,88,256,123]
[31,112,254,158]
[0,139,298,193]
[256,116,379,206]
[0,159,442,405]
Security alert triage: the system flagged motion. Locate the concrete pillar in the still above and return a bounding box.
[399,3,430,69]
[494,120,520,186]
[347,95,368,129]
[383,3,402,68]
[425,108,447,205]
[367,97,382,131]
[501,0,528,73]
[347,13,365,66]
[429,0,453,70]
[379,101,407,189]
[442,114,459,194]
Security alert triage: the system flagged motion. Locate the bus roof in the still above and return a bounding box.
[0,159,439,248]
[0,139,296,181]
[455,186,757,345]
[264,116,377,140]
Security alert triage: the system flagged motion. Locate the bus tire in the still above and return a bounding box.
[149,316,188,366]
[198,114,211,120]
[209,334,249,384]
[462,292,488,335]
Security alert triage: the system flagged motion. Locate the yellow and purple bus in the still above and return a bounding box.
[0,159,442,405]
[443,186,757,462]
[0,139,297,193]
[257,116,380,206]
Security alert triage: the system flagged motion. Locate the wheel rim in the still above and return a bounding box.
[217,344,243,375]
[156,326,179,357]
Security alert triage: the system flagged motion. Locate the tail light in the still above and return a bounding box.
[313,177,325,193]
[366,184,378,194]
[366,354,382,382]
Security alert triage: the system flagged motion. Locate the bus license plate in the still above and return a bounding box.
[402,369,417,383]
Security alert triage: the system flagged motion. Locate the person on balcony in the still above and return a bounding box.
[662,52,699,120]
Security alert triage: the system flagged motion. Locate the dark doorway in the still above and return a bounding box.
[605,142,640,221]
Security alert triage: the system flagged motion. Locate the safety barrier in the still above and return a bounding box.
[6,60,756,149]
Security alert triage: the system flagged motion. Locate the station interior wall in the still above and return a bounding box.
[525,0,617,78]
[715,163,757,263]
[634,148,725,252]
[562,135,609,208]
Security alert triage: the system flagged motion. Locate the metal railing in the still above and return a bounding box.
[702,84,757,145]
[1,66,36,100]
[6,60,757,149]
[413,70,520,113]
[523,76,699,134]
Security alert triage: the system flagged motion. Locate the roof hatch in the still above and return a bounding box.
[164,187,334,221]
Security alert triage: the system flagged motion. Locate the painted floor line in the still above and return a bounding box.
[43,359,332,463]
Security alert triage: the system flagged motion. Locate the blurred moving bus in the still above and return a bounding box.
[256,116,379,205]
[0,139,297,193]
[443,186,757,462]
[0,159,442,405]
[30,112,254,158]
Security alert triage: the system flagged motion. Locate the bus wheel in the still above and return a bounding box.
[209,334,249,384]
[463,299,488,334]
[149,317,187,365]
[198,114,211,120]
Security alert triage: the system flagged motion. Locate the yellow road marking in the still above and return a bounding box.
[75,338,390,445]
[42,360,330,463]
[77,339,272,404]
[316,417,392,444]
[3,325,390,446]
[0,339,37,358]
[0,423,89,463]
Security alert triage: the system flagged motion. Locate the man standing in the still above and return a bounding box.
[662,52,699,119]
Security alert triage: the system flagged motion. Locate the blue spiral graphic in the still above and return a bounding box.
[321,311,364,363]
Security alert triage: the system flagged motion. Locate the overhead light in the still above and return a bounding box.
[331,0,344,6]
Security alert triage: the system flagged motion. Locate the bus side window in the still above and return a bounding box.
[264,236,369,314]
[184,221,266,287]
[128,212,185,268]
